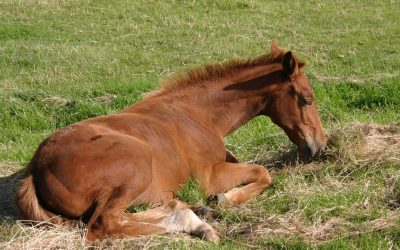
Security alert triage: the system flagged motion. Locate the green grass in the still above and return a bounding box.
[1,0,399,249]
[176,177,207,206]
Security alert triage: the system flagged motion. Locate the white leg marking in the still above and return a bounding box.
[159,209,219,241]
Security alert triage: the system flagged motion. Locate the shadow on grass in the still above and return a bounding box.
[254,146,329,171]
[0,169,25,221]
[253,147,300,171]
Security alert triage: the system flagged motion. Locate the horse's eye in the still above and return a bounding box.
[301,97,312,106]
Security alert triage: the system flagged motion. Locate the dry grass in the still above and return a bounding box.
[326,122,400,166]
[1,123,400,249]
[1,221,213,250]
[222,209,399,245]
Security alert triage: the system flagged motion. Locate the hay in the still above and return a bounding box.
[325,122,400,166]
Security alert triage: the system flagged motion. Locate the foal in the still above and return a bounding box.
[16,41,326,241]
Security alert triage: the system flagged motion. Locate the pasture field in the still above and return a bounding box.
[0,0,399,249]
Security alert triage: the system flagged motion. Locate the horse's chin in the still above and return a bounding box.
[297,145,324,163]
[297,148,312,163]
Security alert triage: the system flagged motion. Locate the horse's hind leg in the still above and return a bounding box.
[86,186,166,241]
[87,195,219,241]
[88,213,166,241]
[128,200,219,241]
[158,206,219,241]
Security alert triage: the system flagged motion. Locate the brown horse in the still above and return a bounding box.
[16,41,326,242]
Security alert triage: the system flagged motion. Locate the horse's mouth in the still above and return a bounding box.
[298,143,326,162]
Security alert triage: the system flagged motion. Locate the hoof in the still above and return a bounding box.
[192,206,221,220]
[207,193,226,206]
[201,229,220,242]
[192,224,220,242]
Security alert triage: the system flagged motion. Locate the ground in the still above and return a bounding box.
[0,1,399,249]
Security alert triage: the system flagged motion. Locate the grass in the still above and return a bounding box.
[0,0,399,249]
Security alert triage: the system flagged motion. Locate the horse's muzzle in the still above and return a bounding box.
[299,137,327,161]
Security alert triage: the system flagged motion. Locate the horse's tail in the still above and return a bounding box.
[15,174,78,228]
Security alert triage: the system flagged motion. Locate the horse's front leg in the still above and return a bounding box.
[204,162,272,205]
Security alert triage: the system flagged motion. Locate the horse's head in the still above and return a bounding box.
[264,41,327,158]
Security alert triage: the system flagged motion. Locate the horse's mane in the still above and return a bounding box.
[143,49,304,98]
[149,52,283,95]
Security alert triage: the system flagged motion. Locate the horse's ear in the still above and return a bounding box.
[282,51,298,78]
[298,61,306,69]
[271,39,283,58]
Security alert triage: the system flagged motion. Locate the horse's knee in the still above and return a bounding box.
[251,165,272,187]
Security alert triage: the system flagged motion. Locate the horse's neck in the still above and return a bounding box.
[186,64,281,136]
[207,94,267,136]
